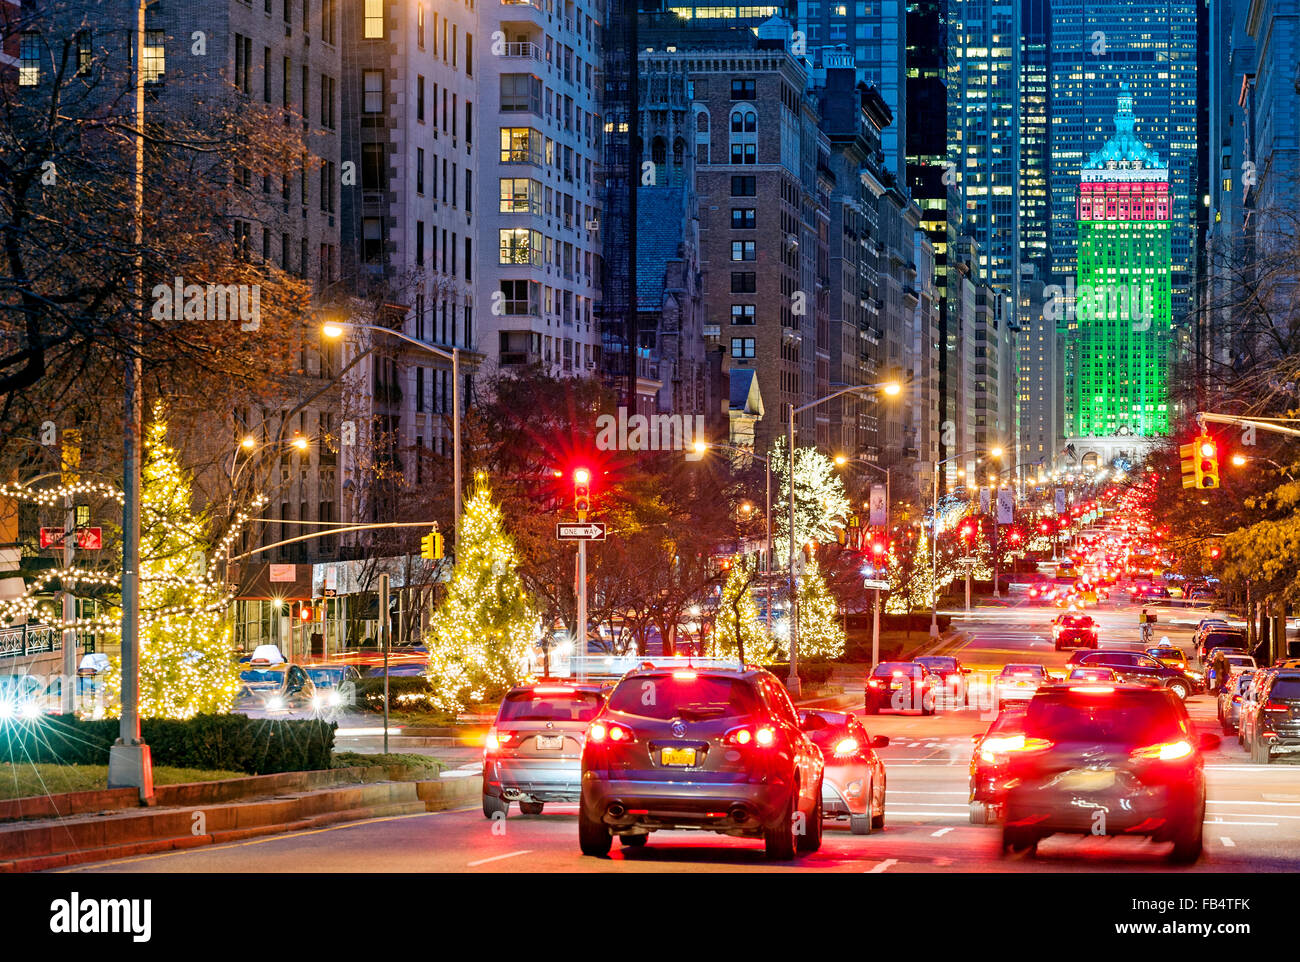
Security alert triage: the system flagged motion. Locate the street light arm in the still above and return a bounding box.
[793,382,893,416]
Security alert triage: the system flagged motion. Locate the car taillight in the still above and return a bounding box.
[725,725,777,748]
[485,727,500,751]
[672,670,697,681]
[868,679,884,688]
[1264,702,1291,713]
[1131,739,1193,761]
[980,734,1051,762]
[588,721,635,743]
[833,737,859,757]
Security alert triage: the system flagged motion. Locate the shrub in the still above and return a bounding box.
[763,662,834,687]
[0,714,335,775]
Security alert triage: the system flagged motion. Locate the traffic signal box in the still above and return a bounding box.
[574,468,591,520]
[421,530,444,560]
[1182,434,1219,489]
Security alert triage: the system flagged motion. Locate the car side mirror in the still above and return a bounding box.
[1199,732,1221,752]
[871,735,890,748]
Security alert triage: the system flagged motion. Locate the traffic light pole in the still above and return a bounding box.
[380,573,390,754]
[576,540,587,682]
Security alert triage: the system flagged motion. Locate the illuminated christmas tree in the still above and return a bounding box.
[712,556,766,661]
[105,410,243,719]
[792,558,844,660]
[425,473,539,713]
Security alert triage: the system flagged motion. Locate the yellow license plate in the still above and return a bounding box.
[890,682,905,689]
[1060,770,1115,791]
[661,747,696,766]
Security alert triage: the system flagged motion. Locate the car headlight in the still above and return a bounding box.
[267,696,284,710]
[19,702,41,720]
[329,691,343,706]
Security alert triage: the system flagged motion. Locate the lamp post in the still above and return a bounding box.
[108,0,152,802]
[322,322,462,538]
[787,381,901,695]
[929,446,1002,637]
[695,442,774,641]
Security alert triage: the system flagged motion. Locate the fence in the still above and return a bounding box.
[0,624,61,660]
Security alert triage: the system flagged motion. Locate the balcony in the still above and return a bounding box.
[502,41,544,62]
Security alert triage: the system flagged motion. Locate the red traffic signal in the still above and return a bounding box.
[293,601,315,622]
[573,467,591,517]
[870,539,887,556]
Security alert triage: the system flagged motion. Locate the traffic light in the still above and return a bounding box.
[421,529,444,560]
[1195,435,1219,489]
[574,467,591,519]
[292,601,314,623]
[960,520,976,542]
[1209,544,1222,560]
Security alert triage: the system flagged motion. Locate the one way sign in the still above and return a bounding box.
[557,523,607,541]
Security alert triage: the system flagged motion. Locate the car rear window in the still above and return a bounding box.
[498,690,604,722]
[606,674,761,721]
[1204,632,1245,646]
[1269,678,1300,701]
[1000,665,1046,678]
[918,657,956,671]
[1025,691,1184,746]
[873,662,922,678]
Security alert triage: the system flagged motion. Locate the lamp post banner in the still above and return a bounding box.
[997,488,1015,525]
[979,488,990,514]
[869,485,886,526]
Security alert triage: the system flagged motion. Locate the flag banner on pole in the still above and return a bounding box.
[1055,487,1066,514]
[997,488,1015,525]
[869,484,887,526]
[979,488,990,514]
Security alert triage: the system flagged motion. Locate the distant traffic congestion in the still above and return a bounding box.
[469,481,1298,869]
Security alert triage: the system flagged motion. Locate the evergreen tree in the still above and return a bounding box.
[425,473,538,713]
[712,556,766,662]
[106,410,242,719]
[791,559,845,660]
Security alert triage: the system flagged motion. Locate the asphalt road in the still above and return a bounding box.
[65,595,1300,874]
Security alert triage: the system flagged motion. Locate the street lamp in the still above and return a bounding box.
[1230,453,1294,480]
[323,321,462,538]
[787,381,901,694]
[694,440,774,642]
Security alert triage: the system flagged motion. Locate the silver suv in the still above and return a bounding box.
[483,682,608,817]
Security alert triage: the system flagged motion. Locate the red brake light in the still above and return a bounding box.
[833,737,860,756]
[1131,739,1193,761]
[725,725,777,748]
[1071,686,1115,694]
[485,727,500,752]
[672,670,698,681]
[587,721,633,744]
[1264,702,1290,713]
[532,686,576,694]
[868,678,884,687]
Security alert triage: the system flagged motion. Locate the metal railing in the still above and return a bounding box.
[0,624,62,660]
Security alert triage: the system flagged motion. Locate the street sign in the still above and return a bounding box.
[557,523,607,541]
[39,527,102,549]
[863,578,889,591]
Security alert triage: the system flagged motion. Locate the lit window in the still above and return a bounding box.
[19,33,41,86]
[143,30,165,84]
[364,0,385,38]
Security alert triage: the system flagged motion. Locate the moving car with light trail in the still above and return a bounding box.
[578,664,824,859]
[798,709,887,834]
[915,655,970,708]
[1000,684,1215,863]
[968,705,1027,824]
[483,682,608,817]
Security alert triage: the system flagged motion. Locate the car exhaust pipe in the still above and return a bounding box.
[607,803,626,818]
[729,805,749,822]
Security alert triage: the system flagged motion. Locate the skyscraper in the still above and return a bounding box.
[1048,0,1197,328]
[1064,85,1172,467]
[800,0,908,185]
[946,0,1021,303]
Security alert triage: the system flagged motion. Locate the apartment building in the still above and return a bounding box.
[478,0,603,378]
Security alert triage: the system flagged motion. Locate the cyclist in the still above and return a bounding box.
[1138,607,1154,644]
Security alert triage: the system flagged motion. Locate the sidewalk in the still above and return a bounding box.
[0,767,481,873]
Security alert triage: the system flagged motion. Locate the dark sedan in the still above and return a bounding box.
[1065,648,1195,700]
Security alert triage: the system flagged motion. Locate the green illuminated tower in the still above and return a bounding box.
[1065,83,1172,455]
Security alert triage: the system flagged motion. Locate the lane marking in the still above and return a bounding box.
[1207,800,1300,807]
[467,850,531,867]
[867,858,898,873]
[883,811,966,818]
[931,827,954,837]
[1204,820,1279,827]
[1220,837,1235,847]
